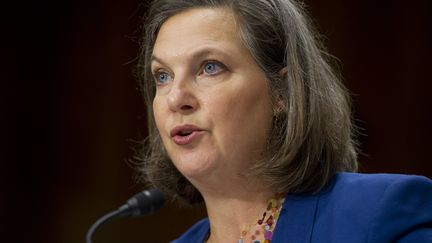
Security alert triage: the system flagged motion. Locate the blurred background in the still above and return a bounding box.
[3,0,431,242]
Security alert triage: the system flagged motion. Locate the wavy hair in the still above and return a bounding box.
[134,0,358,204]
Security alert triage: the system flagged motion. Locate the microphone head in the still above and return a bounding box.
[125,189,165,217]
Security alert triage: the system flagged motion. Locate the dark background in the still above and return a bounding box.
[4,0,431,242]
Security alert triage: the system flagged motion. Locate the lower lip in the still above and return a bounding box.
[172,131,203,145]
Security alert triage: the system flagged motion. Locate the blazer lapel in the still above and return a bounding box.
[272,194,319,243]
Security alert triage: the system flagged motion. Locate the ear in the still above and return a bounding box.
[273,67,288,116]
[279,66,288,80]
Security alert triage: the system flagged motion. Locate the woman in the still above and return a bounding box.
[135,0,432,242]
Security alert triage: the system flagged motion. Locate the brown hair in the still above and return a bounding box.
[134,0,358,204]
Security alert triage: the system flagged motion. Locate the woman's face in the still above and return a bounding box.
[151,8,274,182]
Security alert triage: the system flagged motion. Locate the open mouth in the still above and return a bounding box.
[172,130,201,145]
[178,130,193,137]
[171,125,204,145]
[170,125,203,145]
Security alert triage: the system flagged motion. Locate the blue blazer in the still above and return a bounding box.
[172,173,432,243]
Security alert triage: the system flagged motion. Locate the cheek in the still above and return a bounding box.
[152,97,165,131]
[207,87,273,137]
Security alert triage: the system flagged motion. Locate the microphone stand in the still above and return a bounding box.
[86,210,121,243]
[85,189,165,243]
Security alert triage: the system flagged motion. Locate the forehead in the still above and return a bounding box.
[153,7,248,60]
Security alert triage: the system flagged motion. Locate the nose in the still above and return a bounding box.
[167,80,198,114]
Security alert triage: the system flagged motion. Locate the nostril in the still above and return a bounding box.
[181,105,193,110]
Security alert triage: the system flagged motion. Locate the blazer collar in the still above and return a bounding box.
[272,175,339,243]
[272,193,319,243]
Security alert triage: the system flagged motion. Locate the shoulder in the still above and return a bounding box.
[328,172,432,197]
[316,172,432,210]
[326,172,432,214]
[170,218,209,243]
[318,172,432,242]
[272,173,432,243]
[324,172,432,223]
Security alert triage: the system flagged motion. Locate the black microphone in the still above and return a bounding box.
[86,189,165,243]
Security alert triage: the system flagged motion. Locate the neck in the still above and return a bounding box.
[194,176,276,243]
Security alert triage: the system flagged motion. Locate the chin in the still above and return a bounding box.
[171,154,216,179]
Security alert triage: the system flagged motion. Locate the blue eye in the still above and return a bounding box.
[154,71,173,85]
[203,62,223,75]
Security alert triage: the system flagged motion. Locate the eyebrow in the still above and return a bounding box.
[151,47,231,66]
[151,55,169,68]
